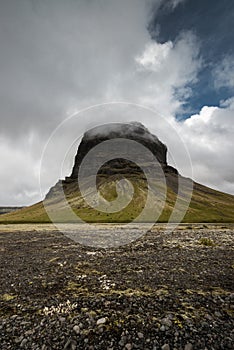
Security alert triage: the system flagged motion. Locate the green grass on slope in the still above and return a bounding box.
[0,179,233,223]
[183,183,234,223]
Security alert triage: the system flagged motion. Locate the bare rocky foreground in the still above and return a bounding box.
[0,224,233,350]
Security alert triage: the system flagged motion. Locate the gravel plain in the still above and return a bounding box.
[0,224,233,350]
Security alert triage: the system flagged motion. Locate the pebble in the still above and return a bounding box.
[161,344,170,350]
[214,311,222,317]
[73,325,80,334]
[25,329,34,336]
[137,332,144,339]
[96,317,107,325]
[125,344,132,350]
[184,344,193,350]
[161,317,172,327]
[20,338,27,348]
[15,335,24,344]
[64,339,72,349]
[10,315,18,320]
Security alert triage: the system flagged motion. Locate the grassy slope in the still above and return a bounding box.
[0,176,234,223]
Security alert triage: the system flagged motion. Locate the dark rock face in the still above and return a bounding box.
[69,122,172,179]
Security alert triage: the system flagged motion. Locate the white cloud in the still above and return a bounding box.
[178,100,234,194]
[213,55,234,89]
[0,136,41,205]
[136,41,173,71]
[184,106,218,128]
[136,32,201,93]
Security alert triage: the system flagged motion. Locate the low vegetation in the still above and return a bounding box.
[0,176,234,224]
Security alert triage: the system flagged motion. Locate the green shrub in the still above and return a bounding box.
[199,237,216,247]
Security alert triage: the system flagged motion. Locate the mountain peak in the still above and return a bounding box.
[85,122,151,138]
[70,122,168,179]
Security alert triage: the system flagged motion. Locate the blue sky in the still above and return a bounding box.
[151,0,234,118]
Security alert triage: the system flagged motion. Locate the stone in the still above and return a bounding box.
[64,339,72,349]
[73,325,80,334]
[11,314,18,320]
[125,344,132,350]
[184,344,193,350]
[161,317,172,327]
[162,344,170,350]
[20,338,27,348]
[15,335,24,344]
[96,317,107,325]
[214,311,222,317]
[137,332,144,339]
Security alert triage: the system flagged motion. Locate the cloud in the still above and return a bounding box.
[136,41,173,70]
[179,99,234,194]
[0,135,41,205]
[0,0,233,205]
[0,0,154,137]
[167,0,187,10]
[213,55,234,89]
[134,31,201,107]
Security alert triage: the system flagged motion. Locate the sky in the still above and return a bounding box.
[0,0,234,206]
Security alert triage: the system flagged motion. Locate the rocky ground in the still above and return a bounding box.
[0,224,233,350]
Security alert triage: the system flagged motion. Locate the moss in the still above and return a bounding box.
[48,257,60,263]
[66,281,82,291]
[198,237,216,247]
[1,293,16,301]
[174,318,183,328]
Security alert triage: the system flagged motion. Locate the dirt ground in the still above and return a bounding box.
[0,224,233,350]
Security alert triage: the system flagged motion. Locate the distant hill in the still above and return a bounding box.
[0,207,24,215]
[1,122,234,223]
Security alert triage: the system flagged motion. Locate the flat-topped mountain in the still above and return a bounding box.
[1,122,234,223]
[70,122,169,179]
[66,122,178,196]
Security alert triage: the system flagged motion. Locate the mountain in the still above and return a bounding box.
[1,122,234,223]
[0,207,23,215]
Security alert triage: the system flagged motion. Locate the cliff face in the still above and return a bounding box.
[69,122,172,179]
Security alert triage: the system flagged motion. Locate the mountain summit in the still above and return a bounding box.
[70,122,165,178]
[69,122,177,181]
